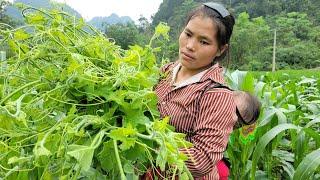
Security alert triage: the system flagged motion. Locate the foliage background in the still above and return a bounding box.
[2,0,320,70]
[104,0,320,71]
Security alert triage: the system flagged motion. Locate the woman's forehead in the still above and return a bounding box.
[188,15,217,28]
[186,16,218,37]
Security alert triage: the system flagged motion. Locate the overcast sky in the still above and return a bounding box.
[54,0,163,22]
[7,0,163,22]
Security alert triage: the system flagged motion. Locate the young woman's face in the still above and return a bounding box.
[179,16,224,73]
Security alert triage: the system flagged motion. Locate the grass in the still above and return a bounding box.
[249,69,320,82]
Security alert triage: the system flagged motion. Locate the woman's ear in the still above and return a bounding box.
[217,44,229,57]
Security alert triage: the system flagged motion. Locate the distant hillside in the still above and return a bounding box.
[88,13,133,32]
[152,0,320,27]
[4,0,134,31]
[5,0,81,22]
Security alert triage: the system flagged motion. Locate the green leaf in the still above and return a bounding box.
[34,144,51,157]
[305,117,320,128]
[293,148,320,180]
[280,160,295,179]
[14,29,30,41]
[275,108,287,124]
[180,172,189,180]
[259,108,276,127]
[251,123,300,180]
[119,137,136,151]
[8,156,31,164]
[297,77,316,85]
[154,22,170,40]
[26,12,47,24]
[109,127,137,141]
[67,131,105,171]
[67,144,95,171]
[109,127,137,150]
[98,141,118,172]
[156,145,167,171]
[226,70,248,90]
[241,72,254,93]
[124,109,150,127]
[123,162,134,174]
[303,128,320,147]
[153,117,170,132]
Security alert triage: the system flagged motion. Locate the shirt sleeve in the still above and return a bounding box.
[180,89,236,177]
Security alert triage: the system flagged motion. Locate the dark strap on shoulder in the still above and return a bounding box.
[201,80,233,97]
[205,83,233,92]
[196,80,233,114]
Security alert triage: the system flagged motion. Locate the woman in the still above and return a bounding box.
[154,2,236,179]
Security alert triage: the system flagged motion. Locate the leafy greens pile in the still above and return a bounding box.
[0,6,192,179]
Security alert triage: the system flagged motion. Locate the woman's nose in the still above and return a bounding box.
[186,39,196,51]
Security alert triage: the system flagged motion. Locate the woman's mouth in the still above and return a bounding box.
[181,51,195,61]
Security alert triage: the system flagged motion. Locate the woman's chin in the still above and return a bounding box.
[180,58,194,66]
[180,60,199,72]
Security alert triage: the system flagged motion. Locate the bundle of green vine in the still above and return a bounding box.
[0,6,192,179]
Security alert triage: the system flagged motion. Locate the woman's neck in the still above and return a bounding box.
[175,64,212,84]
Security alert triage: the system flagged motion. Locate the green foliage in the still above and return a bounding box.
[250,70,320,82]
[0,1,17,53]
[266,12,320,69]
[0,7,193,179]
[0,0,12,24]
[225,70,320,179]
[105,23,140,50]
[293,148,320,180]
[230,12,271,70]
[228,0,320,25]
[151,0,320,70]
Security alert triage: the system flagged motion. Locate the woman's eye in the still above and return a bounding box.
[200,40,209,45]
[185,32,191,37]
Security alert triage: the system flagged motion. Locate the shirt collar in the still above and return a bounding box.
[171,63,209,90]
[200,62,225,84]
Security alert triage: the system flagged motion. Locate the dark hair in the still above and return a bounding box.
[184,3,235,62]
[234,91,261,128]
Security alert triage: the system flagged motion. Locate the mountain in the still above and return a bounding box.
[88,13,133,32]
[4,0,134,31]
[5,0,81,22]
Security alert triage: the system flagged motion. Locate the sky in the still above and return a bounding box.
[53,0,163,22]
[7,0,163,22]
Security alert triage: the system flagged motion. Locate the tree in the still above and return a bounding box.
[0,0,13,25]
[267,12,320,69]
[230,12,271,70]
[105,23,140,50]
[1,0,16,57]
[151,0,320,70]
[137,15,149,32]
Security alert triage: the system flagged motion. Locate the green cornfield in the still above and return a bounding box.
[226,70,320,180]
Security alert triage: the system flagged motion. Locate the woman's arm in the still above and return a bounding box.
[180,89,236,177]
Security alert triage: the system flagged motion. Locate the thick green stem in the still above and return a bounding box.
[171,165,178,180]
[113,140,126,180]
[136,132,154,140]
[0,80,42,105]
[22,7,54,19]
[184,164,193,180]
[148,34,156,47]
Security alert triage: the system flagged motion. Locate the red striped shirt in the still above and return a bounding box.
[155,62,237,180]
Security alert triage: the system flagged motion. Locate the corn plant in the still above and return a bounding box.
[225,70,320,180]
